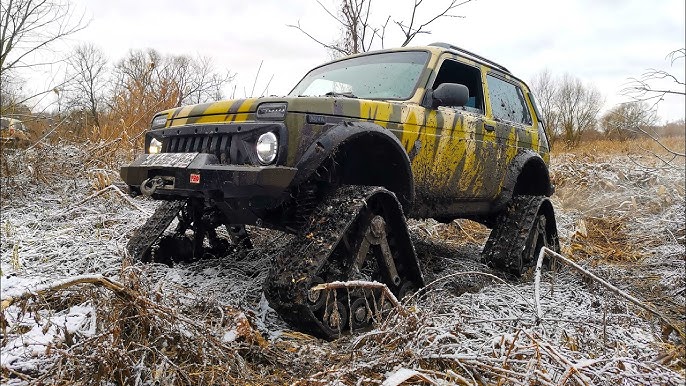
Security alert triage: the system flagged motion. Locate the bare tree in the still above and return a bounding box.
[109,49,234,142]
[64,43,108,128]
[600,102,658,141]
[529,69,559,145]
[1,0,87,118]
[555,74,603,146]
[1,0,87,72]
[530,71,604,146]
[165,55,234,106]
[288,0,472,57]
[288,0,380,57]
[109,49,178,139]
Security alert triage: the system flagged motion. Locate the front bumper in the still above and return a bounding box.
[120,153,297,201]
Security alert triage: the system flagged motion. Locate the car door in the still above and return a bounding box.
[425,56,499,201]
[484,72,536,195]
[400,55,499,212]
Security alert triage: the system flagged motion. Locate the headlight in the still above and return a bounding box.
[148,138,163,154]
[256,102,287,120]
[256,132,278,164]
[151,114,168,129]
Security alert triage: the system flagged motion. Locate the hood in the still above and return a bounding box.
[162,96,406,127]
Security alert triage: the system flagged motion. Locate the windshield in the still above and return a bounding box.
[290,51,430,100]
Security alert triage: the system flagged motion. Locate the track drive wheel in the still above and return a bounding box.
[482,195,560,277]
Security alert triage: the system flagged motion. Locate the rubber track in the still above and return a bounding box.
[264,186,372,338]
[482,195,547,275]
[264,185,419,339]
[126,200,185,261]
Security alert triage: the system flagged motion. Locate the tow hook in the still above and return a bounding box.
[140,177,165,196]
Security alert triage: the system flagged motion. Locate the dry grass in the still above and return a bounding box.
[1,267,288,385]
[570,216,647,263]
[548,137,685,376]
[409,219,491,247]
[0,142,130,204]
[552,135,685,157]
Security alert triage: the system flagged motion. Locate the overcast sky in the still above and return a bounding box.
[25,0,686,122]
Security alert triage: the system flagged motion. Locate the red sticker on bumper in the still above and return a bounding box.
[190,173,200,184]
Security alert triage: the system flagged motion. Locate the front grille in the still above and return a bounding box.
[151,122,286,166]
[164,133,234,163]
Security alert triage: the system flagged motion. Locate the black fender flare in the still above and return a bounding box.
[292,122,415,211]
[493,150,554,211]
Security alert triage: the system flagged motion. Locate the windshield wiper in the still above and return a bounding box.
[323,91,357,98]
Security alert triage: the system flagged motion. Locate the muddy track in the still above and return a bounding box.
[126,200,186,261]
[263,185,422,339]
[482,195,559,275]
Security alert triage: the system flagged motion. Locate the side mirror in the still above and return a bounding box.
[430,83,469,108]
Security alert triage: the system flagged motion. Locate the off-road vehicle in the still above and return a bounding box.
[121,43,560,339]
[1,117,30,148]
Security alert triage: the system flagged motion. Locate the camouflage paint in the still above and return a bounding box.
[151,46,549,211]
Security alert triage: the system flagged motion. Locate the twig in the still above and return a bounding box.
[453,220,480,244]
[49,184,150,218]
[286,21,347,55]
[107,184,150,214]
[1,274,131,311]
[313,280,404,314]
[534,247,546,324]
[259,74,274,97]
[249,60,263,98]
[521,330,593,386]
[0,366,34,381]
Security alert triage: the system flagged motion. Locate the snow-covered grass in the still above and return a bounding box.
[1,143,684,385]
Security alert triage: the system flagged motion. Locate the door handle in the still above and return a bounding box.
[484,123,495,131]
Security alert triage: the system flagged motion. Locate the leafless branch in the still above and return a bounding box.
[0,0,89,73]
[289,0,473,56]
[286,20,348,55]
[397,0,472,47]
[1,274,130,311]
[315,0,347,27]
[621,48,686,111]
[630,125,685,157]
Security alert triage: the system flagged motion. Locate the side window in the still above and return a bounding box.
[431,59,484,114]
[486,74,532,125]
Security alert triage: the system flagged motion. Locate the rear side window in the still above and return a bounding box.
[486,74,532,125]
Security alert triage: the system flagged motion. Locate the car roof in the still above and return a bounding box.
[427,42,511,73]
